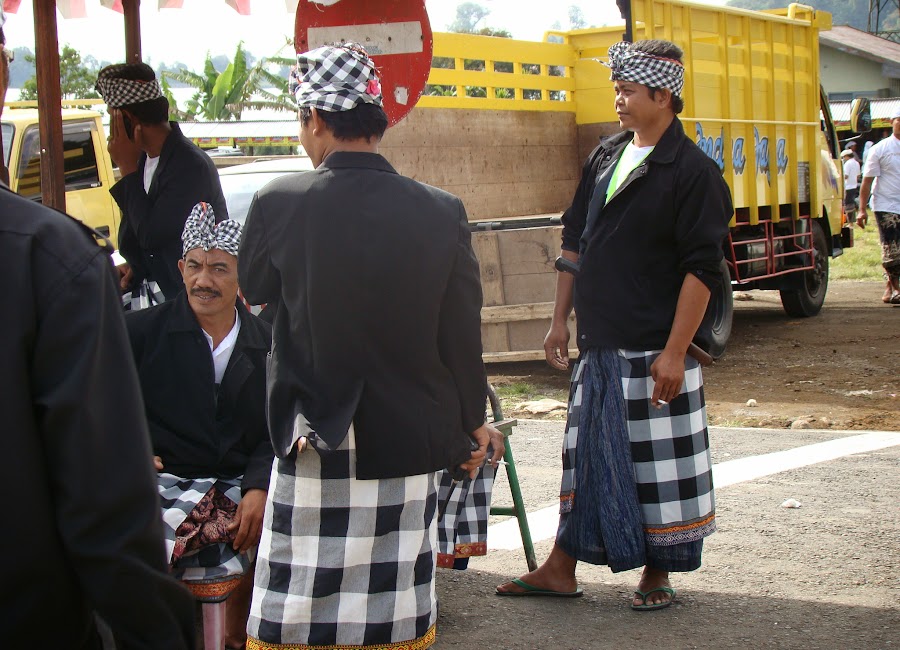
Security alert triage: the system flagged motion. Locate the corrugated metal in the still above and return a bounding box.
[831,97,900,129]
[820,25,900,66]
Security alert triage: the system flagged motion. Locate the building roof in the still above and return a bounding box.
[830,97,900,130]
[819,25,900,66]
[178,120,300,146]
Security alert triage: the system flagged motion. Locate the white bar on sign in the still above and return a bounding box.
[307,21,424,56]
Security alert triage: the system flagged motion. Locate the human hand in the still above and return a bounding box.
[650,349,685,408]
[857,208,868,229]
[116,262,133,291]
[543,320,571,370]
[153,455,164,471]
[457,424,496,479]
[107,109,142,176]
[228,488,267,553]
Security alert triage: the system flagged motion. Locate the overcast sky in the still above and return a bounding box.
[3,0,726,70]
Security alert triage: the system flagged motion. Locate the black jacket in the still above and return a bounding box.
[126,293,274,492]
[561,118,733,351]
[0,187,194,649]
[239,152,487,480]
[111,122,229,300]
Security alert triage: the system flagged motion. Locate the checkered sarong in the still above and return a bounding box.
[157,474,252,582]
[247,425,438,650]
[560,349,716,546]
[436,462,496,568]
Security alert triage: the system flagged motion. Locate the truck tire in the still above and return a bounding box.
[780,220,829,317]
[705,258,733,359]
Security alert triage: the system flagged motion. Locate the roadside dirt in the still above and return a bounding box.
[487,279,899,432]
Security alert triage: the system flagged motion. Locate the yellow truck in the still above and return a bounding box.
[374,0,870,360]
[1,103,121,246]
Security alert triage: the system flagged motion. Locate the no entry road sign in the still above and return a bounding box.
[295,0,434,126]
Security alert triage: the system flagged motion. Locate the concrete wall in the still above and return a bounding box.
[379,108,580,220]
[820,47,890,97]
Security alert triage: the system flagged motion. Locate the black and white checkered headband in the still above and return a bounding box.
[181,202,242,258]
[95,65,163,108]
[602,41,685,98]
[289,42,383,112]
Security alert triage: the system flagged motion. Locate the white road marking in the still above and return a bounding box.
[487,430,900,551]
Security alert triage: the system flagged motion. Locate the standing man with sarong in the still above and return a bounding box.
[238,43,504,649]
[497,40,732,611]
[858,107,900,304]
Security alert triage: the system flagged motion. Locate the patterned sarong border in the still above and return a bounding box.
[436,541,488,567]
[247,624,436,650]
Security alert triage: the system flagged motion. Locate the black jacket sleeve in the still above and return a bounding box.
[32,244,195,649]
[561,144,603,253]
[437,199,488,435]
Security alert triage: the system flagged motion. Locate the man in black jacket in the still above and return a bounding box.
[0,185,195,648]
[239,43,503,650]
[126,203,272,648]
[497,40,732,611]
[96,63,229,301]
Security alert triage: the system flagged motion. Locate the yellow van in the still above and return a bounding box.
[1,106,121,246]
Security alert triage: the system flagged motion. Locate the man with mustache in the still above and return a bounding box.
[125,203,273,648]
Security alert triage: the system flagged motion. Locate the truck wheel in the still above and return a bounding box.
[780,220,829,317]
[705,258,733,359]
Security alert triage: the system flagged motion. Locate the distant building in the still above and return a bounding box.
[820,25,900,101]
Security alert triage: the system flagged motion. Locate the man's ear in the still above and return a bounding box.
[177,258,185,276]
[309,106,323,135]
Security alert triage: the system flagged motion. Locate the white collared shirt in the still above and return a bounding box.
[143,155,160,193]
[863,134,900,213]
[201,308,241,384]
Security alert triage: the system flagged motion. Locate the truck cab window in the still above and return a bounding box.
[1,123,12,166]
[17,121,101,200]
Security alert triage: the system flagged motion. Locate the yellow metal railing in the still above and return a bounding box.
[419,32,576,112]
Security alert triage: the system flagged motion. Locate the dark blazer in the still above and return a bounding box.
[561,117,733,351]
[126,292,274,492]
[111,122,229,300]
[239,152,487,480]
[0,186,194,648]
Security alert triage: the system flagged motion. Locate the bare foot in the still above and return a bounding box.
[496,544,578,594]
[632,566,673,608]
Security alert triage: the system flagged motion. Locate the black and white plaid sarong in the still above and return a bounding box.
[560,349,716,547]
[247,425,438,650]
[157,474,252,583]
[436,462,496,568]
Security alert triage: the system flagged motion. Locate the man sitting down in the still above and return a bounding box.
[125,202,273,648]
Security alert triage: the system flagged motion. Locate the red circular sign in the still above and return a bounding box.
[295,0,433,127]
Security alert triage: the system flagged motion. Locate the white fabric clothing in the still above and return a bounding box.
[862,135,900,213]
[143,155,160,193]
[843,157,860,190]
[201,308,240,384]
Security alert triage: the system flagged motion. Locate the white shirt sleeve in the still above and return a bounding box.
[862,147,881,178]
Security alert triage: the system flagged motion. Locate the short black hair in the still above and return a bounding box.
[98,62,169,124]
[299,103,388,142]
[630,39,685,114]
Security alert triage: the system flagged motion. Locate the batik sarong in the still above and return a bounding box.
[557,348,716,572]
[157,474,252,592]
[436,462,496,568]
[247,425,438,650]
[874,211,900,281]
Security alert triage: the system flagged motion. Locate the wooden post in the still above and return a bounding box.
[34,0,66,212]
[123,0,142,63]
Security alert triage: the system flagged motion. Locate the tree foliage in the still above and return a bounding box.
[449,2,491,33]
[19,44,100,101]
[160,40,296,121]
[726,0,898,32]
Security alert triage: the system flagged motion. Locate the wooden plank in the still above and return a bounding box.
[483,348,578,364]
[481,302,577,324]
[495,227,560,275]
[438,181,575,220]
[34,0,65,212]
[471,232,509,353]
[502,272,557,305]
[383,108,577,148]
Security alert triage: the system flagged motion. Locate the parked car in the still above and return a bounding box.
[218,157,316,224]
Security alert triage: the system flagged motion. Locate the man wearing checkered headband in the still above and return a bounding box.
[239,43,505,650]
[95,63,229,306]
[498,40,733,612]
[124,202,274,650]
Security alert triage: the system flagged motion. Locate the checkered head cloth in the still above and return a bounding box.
[289,42,383,112]
[181,202,242,258]
[602,41,685,98]
[95,64,163,108]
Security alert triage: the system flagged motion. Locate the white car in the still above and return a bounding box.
[218,157,316,225]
